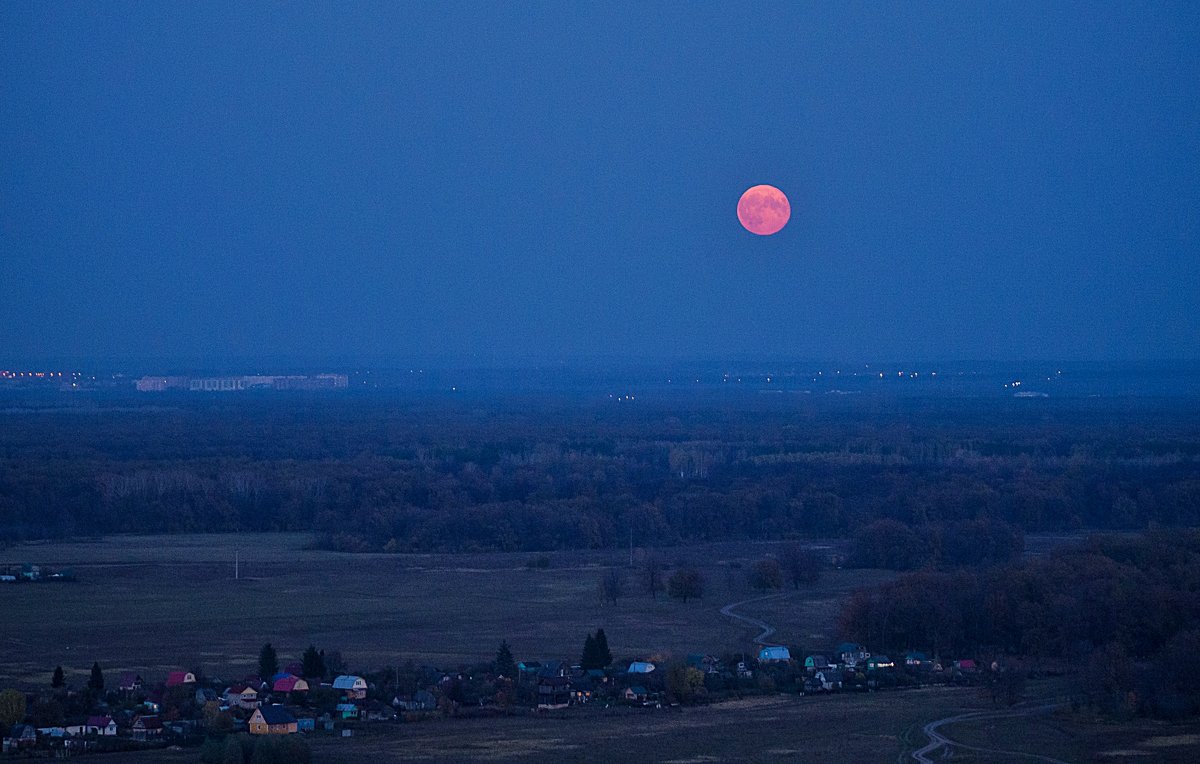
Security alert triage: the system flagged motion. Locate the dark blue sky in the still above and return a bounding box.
[2,2,1197,366]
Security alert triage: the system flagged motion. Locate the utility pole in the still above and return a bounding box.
[235,549,240,580]
[628,524,634,567]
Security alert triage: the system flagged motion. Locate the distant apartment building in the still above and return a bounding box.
[136,376,191,392]
[136,374,348,392]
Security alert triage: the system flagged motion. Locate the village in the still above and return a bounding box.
[1,631,998,760]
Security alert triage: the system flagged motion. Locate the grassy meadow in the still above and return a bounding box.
[76,684,1200,764]
[5,534,1199,762]
[0,533,891,687]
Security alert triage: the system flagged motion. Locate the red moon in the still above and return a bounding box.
[737,184,790,235]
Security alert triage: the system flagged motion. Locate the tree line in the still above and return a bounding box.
[838,530,1200,719]
[1,397,1197,552]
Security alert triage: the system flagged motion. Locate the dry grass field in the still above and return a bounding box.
[80,685,1200,764]
[0,533,892,687]
[5,534,1197,762]
[309,693,1200,764]
[934,705,1200,763]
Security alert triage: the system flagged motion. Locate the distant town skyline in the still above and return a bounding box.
[2,3,1197,364]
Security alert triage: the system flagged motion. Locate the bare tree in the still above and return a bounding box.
[599,568,625,605]
[641,551,667,600]
[667,567,705,603]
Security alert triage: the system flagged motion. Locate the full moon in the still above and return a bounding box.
[737,184,790,236]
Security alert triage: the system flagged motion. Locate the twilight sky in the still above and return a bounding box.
[2,2,1198,366]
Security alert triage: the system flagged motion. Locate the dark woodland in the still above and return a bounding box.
[2,395,1197,555]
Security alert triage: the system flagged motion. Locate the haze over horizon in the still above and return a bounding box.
[3,2,1198,366]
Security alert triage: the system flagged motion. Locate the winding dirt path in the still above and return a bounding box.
[718,591,1071,763]
[718,592,788,646]
[911,701,1069,763]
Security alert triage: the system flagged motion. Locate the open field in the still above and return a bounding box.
[0,533,893,687]
[83,684,1200,763]
[934,704,1200,763]
[5,534,1198,762]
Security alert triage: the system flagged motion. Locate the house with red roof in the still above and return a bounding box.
[131,716,163,741]
[86,716,118,736]
[272,675,309,693]
[165,671,196,687]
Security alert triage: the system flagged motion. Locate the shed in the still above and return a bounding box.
[627,661,655,674]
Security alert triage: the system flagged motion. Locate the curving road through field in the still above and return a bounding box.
[718,593,1070,764]
[911,701,1070,763]
[719,592,788,646]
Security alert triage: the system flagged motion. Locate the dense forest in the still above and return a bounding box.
[839,531,1200,719]
[1,394,1198,552]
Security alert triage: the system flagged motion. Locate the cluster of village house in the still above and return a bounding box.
[754,643,980,695]
[3,669,375,754]
[2,644,983,754]
[0,564,74,584]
